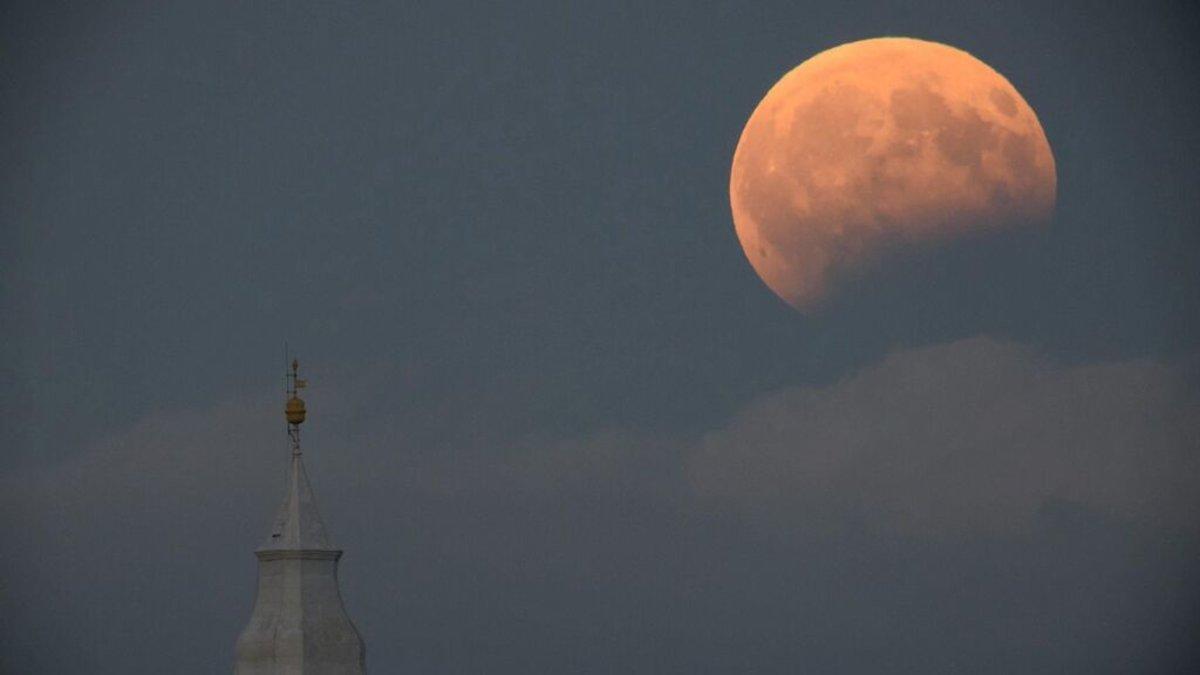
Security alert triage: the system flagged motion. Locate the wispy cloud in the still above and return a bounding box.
[687,337,1200,534]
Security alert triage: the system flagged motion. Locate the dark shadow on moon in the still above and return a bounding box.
[812,218,1055,347]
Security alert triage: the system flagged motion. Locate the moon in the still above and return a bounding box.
[730,37,1056,311]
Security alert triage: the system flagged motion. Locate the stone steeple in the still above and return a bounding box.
[235,360,366,674]
[261,451,333,551]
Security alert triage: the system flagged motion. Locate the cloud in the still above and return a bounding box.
[4,337,1195,558]
[686,337,1200,534]
[2,338,1198,672]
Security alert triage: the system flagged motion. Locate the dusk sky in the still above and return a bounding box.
[3,1,1199,673]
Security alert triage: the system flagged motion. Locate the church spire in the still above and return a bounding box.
[259,443,333,551]
[235,357,366,674]
[260,359,332,551]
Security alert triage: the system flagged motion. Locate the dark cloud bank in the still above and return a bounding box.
[3,338,1198,673]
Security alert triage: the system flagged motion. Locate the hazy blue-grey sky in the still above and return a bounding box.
[2,1,1199,673]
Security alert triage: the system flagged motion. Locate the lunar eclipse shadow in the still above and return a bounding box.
[807,219,1055,348]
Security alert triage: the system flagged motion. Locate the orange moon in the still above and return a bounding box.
[730,37,1056,311]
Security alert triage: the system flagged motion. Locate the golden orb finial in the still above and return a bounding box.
[286,395,306,425]
[285,358,307,425]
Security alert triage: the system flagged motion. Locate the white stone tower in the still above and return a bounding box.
[235,359,366,674]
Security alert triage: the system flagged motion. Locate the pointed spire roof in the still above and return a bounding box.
[259,451,334,551]
[257,356,335,552]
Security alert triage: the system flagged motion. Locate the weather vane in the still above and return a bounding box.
[284,357,308,455]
